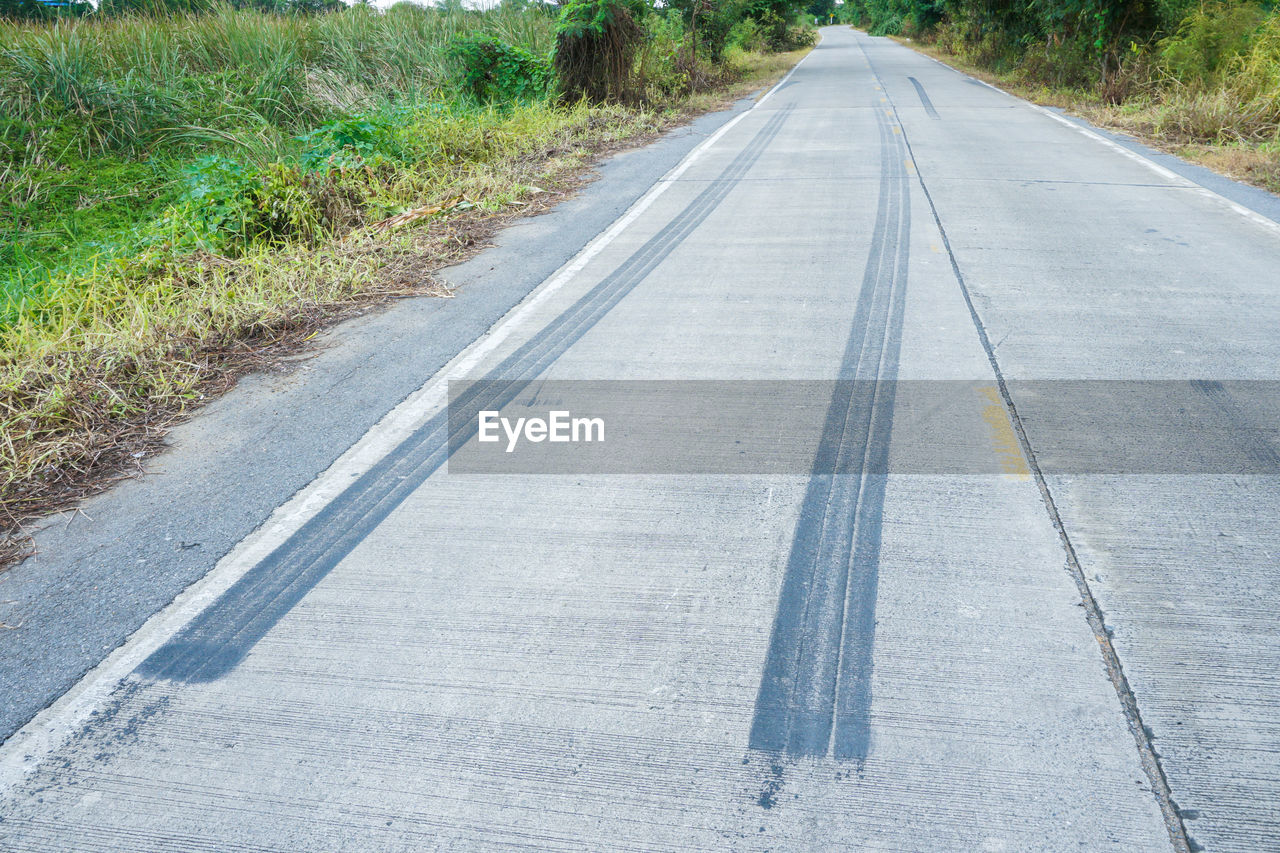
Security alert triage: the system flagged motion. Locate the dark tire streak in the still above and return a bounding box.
[908,77,939,119]
[135,106,796,684]
[748,100,910,763]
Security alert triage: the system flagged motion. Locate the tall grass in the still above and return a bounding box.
[0,4,557,158]
[0,3,562,520]
[0,3,558,326]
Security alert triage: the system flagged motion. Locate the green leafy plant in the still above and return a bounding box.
[297,116,398,170]
[448,33,551,103]
[175,155,323,252]
[178,154,263,250]
[727,15,765,51]
[1159,1,1267,85]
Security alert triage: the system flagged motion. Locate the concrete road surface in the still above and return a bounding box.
[3,26,1280,852]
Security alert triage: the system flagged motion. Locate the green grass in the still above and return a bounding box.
[0,4,559,304]
[0,2,807,530]
[0,95,665,518]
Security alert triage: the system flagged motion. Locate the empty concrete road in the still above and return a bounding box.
[3,27,1280,852]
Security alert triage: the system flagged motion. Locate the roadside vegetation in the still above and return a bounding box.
[0,0,814,553]
[838,0,1280,193]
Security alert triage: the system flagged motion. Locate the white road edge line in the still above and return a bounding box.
[914,47,1280,239]
[0,45,817,795]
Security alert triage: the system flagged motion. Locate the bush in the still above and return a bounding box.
[173,155,324,253]
[175,155,265,251]
[553,0,646,102]
[868,12,902,36]
[1226,13,1280,138]
[637,11,690,97]
[780,23,817,48]
[1147,7,1279,142]
[727,16,765,52]
[1158,1,1267,86]
[1017,38,1103,90]
[448,33,551,103]
[665,0,747,63]
[297,115,399,171]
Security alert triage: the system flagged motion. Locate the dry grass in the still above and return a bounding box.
[1175,143,1280,192]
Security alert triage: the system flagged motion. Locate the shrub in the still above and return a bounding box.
[175,155,323,252]
[868,12,902,36]
[176,155,265,251]
[1148,8,1279,142]
[637,11,691,97]
[780,23,817,48]
[553,0,647,102]
[298,115,394,170]
[727,16,765,52]
[1158,1,1267,86]
[1228,13,1280,138]
[1016,37,1097,89]
[665,0,746,63]
[448,33,551,103]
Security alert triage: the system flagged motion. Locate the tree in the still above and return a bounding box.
[806,0,834,21]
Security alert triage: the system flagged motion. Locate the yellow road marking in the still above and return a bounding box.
[978,386,1031,479]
